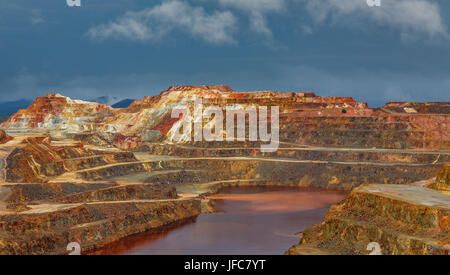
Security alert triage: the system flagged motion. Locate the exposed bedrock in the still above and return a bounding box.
[278,115,449,150]
[0,182,176,206]
[76,158,440,190]
[380,102,450,114]
[4,137,136,183]
[2,87,448,151]
[0,199,201,255]
[47,183,177,204]
[428,164,450,191]
[139,143,449,164]
[1,182,115,206]
[287,181,450,255]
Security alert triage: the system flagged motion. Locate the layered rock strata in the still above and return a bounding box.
[2,86,448,151]
[0,86,448,254]
[287,174,450,255]
[0,199,201,255]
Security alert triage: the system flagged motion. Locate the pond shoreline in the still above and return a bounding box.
[88,186,347,255]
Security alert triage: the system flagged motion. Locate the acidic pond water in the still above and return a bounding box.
[89,186,347,255]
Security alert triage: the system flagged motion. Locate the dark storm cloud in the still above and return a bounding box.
[0,0,449,106]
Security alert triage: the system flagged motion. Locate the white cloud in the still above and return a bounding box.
[217,0,448,39]
[85,0,448,44]
[302,0,448,39]
[218,0,285,36]
[86,0,237,44]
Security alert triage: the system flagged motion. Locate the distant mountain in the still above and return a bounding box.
[0,99,33,117]
[0,115,8,123]
[112,99,135,108]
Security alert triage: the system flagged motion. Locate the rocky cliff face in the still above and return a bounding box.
[0,199,201,255]
[287,166,450,255]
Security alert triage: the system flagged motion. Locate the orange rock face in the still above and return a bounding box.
[2,93,114,129]
[0,130,12,144]
[1,86,448,151]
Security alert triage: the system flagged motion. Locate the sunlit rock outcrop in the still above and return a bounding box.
[2,87,448,150]
[2,94,114,131]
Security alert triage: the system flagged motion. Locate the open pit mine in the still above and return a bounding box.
[0,85,448,255]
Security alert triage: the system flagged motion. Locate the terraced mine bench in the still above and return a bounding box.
[0,86,448,254]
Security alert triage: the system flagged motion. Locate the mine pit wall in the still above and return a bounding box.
[4,143,137,183]
[293,188,450,255]
[139,143,450,164]
[278,115,449,150]
[255,162,440,190]
[2,182,116,206]
[0,158,4,183]
[338,192,449,234]
[1,182,176,207]
[0,199,201,255]
[113,112,449,151]
[48,184,177,204]
[77,158,440,191]
[297,218,448,255]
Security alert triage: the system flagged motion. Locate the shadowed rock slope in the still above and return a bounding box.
[287,166,450,255]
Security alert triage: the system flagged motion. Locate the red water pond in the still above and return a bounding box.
[89,186,347,255]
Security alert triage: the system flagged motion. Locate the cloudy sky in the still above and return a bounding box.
[1,0,449,106]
